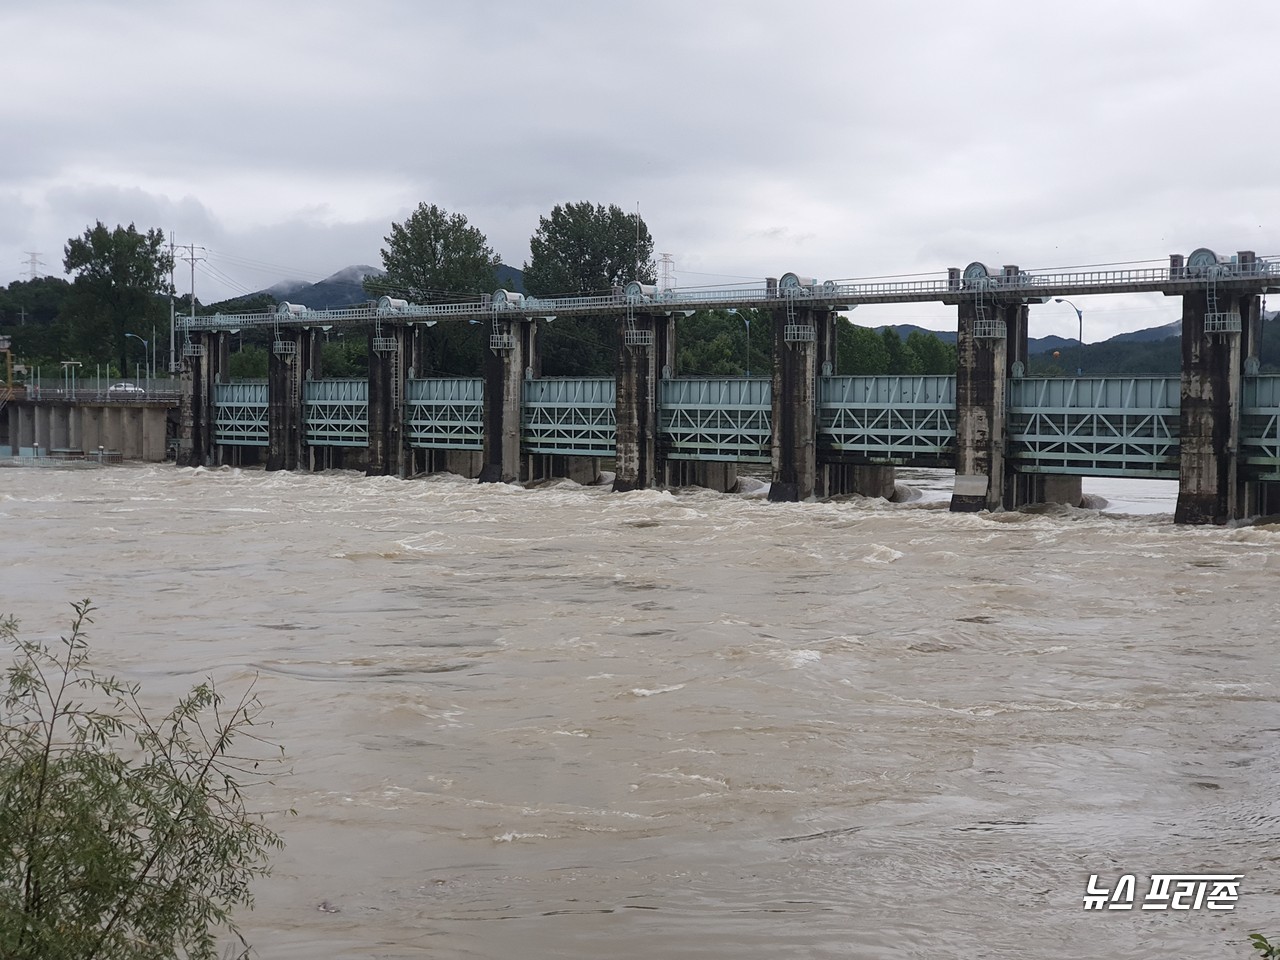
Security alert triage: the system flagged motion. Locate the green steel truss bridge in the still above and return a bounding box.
[212,373,1280,482]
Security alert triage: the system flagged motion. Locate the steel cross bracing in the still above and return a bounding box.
[659,378,772,463]
[303,378,369,446]
[1241,375,1280,480]
[522,378,616,456]
[179,256,1280,333]
[1006,377,1181,477]
[405,378,483,450]
[224,372,1280,484]
[818,376,955,464]
[213,381,268,446]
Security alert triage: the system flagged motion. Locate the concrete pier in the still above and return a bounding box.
[178,331,230,467]
[366,326,408,477]
[479,318,531,484]
[769,300,835,502]
[266,329,320,472]
[1172,252,1264,523]
[949,295,1006,512]
[613,313,675,492]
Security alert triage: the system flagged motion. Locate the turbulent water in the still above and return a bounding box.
[3,465,1278,959]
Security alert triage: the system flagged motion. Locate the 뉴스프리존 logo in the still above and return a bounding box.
[1084,874,1242,911]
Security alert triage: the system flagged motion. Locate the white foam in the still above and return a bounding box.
[630,683,686,697]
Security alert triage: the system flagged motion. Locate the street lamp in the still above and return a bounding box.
[1053,298,1084,376]
[125,333,150,382]
[60,360,81,397]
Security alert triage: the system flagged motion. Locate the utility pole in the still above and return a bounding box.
[168,233,176,373]
[177,243,206,363]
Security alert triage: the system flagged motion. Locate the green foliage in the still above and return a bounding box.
[674,309,771,377]
[228,344,268,380]
[321,336,369,378]
[518,202,656,375]
[0,601,285,960]
[62,223,174,377]
[523,202,655,297]
[368,203,501,303]
[837,322,890,374]
[202,293,278,316]
[835,322,955,375]
[1030,336,1182,376]
[1251,934,1280,959]
[0,277,74,371]
[538,317,615,376]
[906,329,957,374]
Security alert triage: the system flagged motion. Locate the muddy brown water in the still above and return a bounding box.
[2,465,1277,958]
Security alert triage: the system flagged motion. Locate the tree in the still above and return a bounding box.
[673,309,773,377]
[0,602,285,960]
[906,330,956,375]
[366,203,501,304]
[524,203,656,375]
[837,322,891,374]
[62,223,174,377]
[523,202,655,297]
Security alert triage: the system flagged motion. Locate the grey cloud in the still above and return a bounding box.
[2,0,1277,339]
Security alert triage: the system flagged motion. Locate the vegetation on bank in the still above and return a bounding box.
[0,602,285,959]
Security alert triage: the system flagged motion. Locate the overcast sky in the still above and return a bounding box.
[3,0,1277,341]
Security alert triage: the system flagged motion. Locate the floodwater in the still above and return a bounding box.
[2,464,1278,959]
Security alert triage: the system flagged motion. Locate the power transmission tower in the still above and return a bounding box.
[22,252,46,280]
[659,253,675,292]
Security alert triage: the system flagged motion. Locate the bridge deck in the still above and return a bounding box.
[182,259,1280,331]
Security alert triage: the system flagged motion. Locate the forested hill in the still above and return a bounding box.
[252,264,526,309]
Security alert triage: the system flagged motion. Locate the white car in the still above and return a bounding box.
[108,382,146,398]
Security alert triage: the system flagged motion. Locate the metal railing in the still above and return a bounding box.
[20,377,183,402]
[177,256,1280,331]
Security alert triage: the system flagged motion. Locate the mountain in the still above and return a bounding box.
[1105,320,1181,344]
[264,265,383,309]
[495,264,525,294]
[254,263,525,308]
[875,323,1077,356]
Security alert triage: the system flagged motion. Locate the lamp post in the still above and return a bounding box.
[60,360,81,398]
[125,333,150,382]
[1053,298,1084,376]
